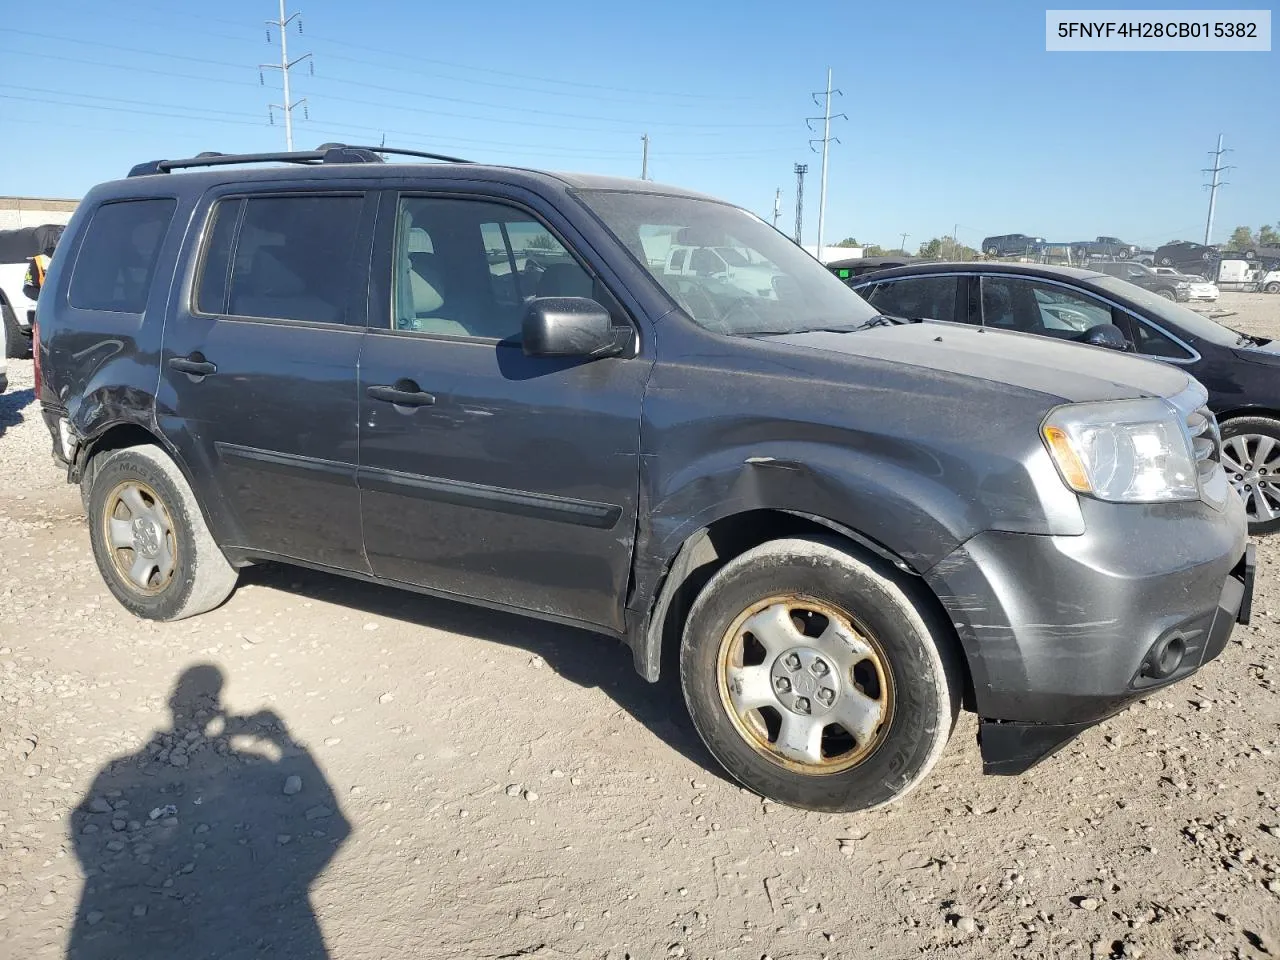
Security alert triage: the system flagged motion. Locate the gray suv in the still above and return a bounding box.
[36,145,1254,812]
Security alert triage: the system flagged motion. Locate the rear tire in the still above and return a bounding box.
[679,536,960,812]
[86,444,238,620]
[1265,282,1280,294]
[1,299,29,360]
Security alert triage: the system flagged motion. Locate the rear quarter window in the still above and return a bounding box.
[69,198,177,313]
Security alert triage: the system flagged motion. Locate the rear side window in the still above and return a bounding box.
[864,276,957,322]
[69,198,176,313]
[196,194,364,325]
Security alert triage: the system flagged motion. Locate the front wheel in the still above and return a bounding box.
[1220,418,1280,535]
[86,444,239,619]
[680,536,960,812]
[1157,289,1177,300]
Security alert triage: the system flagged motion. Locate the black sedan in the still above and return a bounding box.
[847,261,1280,533]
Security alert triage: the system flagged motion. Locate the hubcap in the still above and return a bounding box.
[103,481,178,594]
[1222,433,1280,524]
[717,596,894,774]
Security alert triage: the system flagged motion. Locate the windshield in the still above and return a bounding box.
[577,190,879,335]
[1093,276,1242,347]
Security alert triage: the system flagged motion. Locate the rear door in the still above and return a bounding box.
[357,187,649,631]
[157,186,377,571]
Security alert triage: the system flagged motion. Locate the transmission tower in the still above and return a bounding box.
[1202,134,1234,245]
[772,187,782,229]
[260,0,313,151]
[806,68,846,256]
[793,164,808,244]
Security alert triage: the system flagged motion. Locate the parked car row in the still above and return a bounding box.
[31,145,1254,814]
[981,234,1277,276]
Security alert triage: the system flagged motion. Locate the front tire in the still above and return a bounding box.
[86,445,238,619]
[679,536,960,812]
[1220,418,1280,535]
[1157,289,1177,300]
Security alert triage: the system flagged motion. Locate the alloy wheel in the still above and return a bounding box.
[1222,434,1280,524]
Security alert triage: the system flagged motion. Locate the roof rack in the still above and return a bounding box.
[128,142,471,178]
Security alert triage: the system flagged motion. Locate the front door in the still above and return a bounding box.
[158,188,376,571]
[357,190,649,631]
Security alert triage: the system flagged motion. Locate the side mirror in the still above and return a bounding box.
[522,297,626,359]
[1081,323,1130,351]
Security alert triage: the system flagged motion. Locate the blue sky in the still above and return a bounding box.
[2,0,1275,252]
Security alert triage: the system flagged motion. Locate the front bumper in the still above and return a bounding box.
[925,495,1251,774]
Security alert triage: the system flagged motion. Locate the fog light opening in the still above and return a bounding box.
[1143,634,1187,681]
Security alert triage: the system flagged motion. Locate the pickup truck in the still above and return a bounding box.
[1072,236,1138,260]
[0,224,65,359]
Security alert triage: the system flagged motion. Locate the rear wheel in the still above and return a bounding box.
[680,536,960,812]
[1220,417,1280,535]
[1265,281,1280,294]
[86,445,238,619]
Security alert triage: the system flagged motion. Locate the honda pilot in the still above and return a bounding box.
[36,145,1254,812]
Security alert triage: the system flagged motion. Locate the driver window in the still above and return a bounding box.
[981,276,1108,338]
[393,196,594,341]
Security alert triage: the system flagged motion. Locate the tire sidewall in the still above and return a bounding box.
[88,449,201,619]
[680,542,954,812]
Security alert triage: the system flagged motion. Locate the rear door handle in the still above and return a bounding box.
[367,382,436,407]
[168,355,217,377]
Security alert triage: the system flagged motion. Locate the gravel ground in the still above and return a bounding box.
[2,293,1279,960]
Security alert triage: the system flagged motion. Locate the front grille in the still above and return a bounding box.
[1186,405,1222,483]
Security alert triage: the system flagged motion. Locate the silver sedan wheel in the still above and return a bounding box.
[102,480,179,594]
[1222,434,1280,524]
[716,596,894,774]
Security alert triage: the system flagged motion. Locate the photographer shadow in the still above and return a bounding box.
[67,664,349,960]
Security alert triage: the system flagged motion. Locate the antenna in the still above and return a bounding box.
[260,0,313,151]
[806,68,846,257]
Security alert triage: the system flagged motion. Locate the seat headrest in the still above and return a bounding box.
[535,262,593,299]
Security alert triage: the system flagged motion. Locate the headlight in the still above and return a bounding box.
[1042,398,1198,502]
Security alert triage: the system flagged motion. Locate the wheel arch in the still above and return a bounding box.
[76,420,244,556]
[625,507,975,710]
[1215,406,1280,425]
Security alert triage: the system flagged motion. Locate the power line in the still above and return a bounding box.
[1202,133,1233,246]
[806,68,845,256]
[7,27,788,131]
[259,0,312,150]
[794,164,808,244]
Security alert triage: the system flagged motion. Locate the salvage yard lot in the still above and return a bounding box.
[2,293,1279,960]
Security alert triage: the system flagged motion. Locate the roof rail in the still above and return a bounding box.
[128,142,470,178]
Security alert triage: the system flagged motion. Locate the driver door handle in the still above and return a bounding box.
[367,383,436,407]
[168,355,217,377]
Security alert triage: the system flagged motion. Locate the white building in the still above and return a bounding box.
[803,244,862,264]
[0,196,79,231]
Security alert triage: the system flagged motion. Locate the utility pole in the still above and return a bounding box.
[261,0,312,151]
[1202,133,1233,245]
[900,233,909,255]
[772,188,782,229]
[806,68,845,257]
[641,133,650,180]
[793,164,808,244]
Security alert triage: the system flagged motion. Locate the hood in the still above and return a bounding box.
[765,321,1191,404]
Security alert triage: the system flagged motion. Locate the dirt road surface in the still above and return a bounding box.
[2,293,1278,960]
